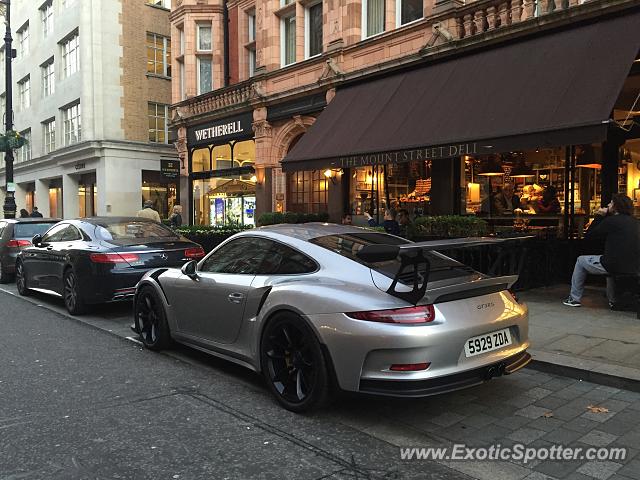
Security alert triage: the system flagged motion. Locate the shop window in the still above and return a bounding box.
[142,170,178,220]
[233,139,255,175]
[397,0,423,26]
[213,144,233,170]
[305,2,323,58]
[49,186,63,218]
[78,175,97,218]
[192,147,211,172]
[288,170,328,214]
[281,15,296,67]
[146,32,171,77]
[362,0,385,38]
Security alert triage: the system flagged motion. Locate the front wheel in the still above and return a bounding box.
[63,269,87,315]
[134,286,172,350]
[15,261,31,296]
[260,312,331,413]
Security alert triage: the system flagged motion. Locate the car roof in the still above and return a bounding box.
[3,218,60,224]
[255,223,377,241]
[76,217,158,225]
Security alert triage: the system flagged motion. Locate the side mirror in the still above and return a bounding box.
[32,234,42,247]
[181,260,199,280]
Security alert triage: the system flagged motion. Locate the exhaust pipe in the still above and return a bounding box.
[485,363,507,381]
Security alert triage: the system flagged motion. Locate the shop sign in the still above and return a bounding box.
[161,159,180,179]
[188,112,254,147]
[339,143,479,168]
[75,162,86,170]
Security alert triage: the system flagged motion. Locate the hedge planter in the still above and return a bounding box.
[175,225,253,253]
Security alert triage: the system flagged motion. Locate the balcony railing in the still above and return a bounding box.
[172,78,258,120]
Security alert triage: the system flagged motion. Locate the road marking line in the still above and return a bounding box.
[0,287,15,296]
[126,336,143,346]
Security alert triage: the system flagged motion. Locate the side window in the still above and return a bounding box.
[61,225,83,241]
[0,221,6,238]
[258,241,318,275]
[42,224,68,243]
[200,237,272,274]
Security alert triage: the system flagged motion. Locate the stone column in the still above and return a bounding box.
[62,174,80,219]
[34,179,51,218]
[13,183,28,215]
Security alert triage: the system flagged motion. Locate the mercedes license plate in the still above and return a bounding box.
[464,328,512,357]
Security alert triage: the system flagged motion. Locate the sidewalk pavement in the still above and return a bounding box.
[521,284,640,390]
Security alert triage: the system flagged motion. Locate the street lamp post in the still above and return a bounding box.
[0,0,15,219]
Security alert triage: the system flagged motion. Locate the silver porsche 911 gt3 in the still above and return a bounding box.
[133,223,530,412]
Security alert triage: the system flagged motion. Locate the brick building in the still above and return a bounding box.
[170,0,640,229]
[0,0,178,219]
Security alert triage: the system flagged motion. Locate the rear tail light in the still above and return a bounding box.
[90,253,140,264]
[184,247,205,259]
[346,305,435,324]
[6,239,31,247]
[390,362,431,372]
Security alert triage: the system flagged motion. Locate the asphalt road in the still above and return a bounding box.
[1,287,640,480]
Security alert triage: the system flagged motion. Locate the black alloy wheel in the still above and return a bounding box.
[0,260,11,284]
[63,269,87,315]
[134,286,171,350]
[15,261,31,296]
[260,312,331,412]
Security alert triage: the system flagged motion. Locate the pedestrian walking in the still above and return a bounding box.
[136,200,161,223]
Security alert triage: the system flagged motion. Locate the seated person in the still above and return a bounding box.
[538,186,561,214]
[494,183,521,214]
[563,194,640,308]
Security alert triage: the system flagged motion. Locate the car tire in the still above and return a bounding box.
[63,269,87,315]
[260,312,331,413]
[134,286,172,351]
[15,260,31,296]
[0,260,13,284]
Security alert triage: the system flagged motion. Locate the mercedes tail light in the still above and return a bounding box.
[184,247,205,259]
[346,305,436,324]
[6,240,31,248]
[90,253,140,264]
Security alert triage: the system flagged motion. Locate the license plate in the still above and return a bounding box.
[464,328,512,357]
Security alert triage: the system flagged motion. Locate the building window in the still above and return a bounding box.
[197,24,212,51]
[281,15,296,66]
[146,0,171,8]
[179,28,185,55]
[62,33,80,78]
[305,2,323,58]
[41,2,54,37]
[179,62,185,100]
[397,0,423,25]
[197,57,212,94]
[18,76,30,110]
[16,129,31,163]
[247,11,256,77]
[62,102,81,146]
[17,23,29,58]
[362,0,385,38]
[43,119,56,154]
[42,58,55,97]
[248,49,256,77]
[148,103,168,143]
[146,33,171,77]
[288,170,329,214]
[248,12,256,42]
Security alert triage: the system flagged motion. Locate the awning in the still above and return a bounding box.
[282,10,640,172]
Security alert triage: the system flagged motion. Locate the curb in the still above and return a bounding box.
[527,349,640,393]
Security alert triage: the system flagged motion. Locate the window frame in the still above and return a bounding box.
[16,129,31,163]
[361,0,386,39]
[18,76,30,110]
[42,118,56,154]
[61,33,80,78]
[148,102,169,144]
[304,1,323,59]
[17,23,29,58]
[42,57,55,97]
[62,101,81,146]
[395,0,423,27]
[196,23,213,52]
[41,2,54,38]
[146,32,172,78]
[280,13,296,67]
[196,56,212,95]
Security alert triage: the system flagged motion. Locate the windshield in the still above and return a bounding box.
[95,221,178,244]
[14,223,58,239]
[310,233,475,283]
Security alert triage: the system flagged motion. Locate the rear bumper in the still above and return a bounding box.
[358,350,532,397]
[0,252,19,273]
[80,269,149,304]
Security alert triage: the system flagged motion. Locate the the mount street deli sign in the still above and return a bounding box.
[338,143,481,168]
[188,112,254,147]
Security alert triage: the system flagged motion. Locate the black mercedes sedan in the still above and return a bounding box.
[15,217,205,315]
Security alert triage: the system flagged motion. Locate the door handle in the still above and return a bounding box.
[46,246,54,250]
[228,292,244,304]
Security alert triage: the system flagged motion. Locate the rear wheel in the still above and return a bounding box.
[15,261,31,296]
[63,269,87,315]
[0,260,13,284]
[134,286,171,350]
[260,312,331,412]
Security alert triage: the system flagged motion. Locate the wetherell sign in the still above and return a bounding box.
[339,143,480,168]
[188,112,254,147]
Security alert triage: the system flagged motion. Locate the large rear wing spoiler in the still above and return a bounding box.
[356,236,533,305]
